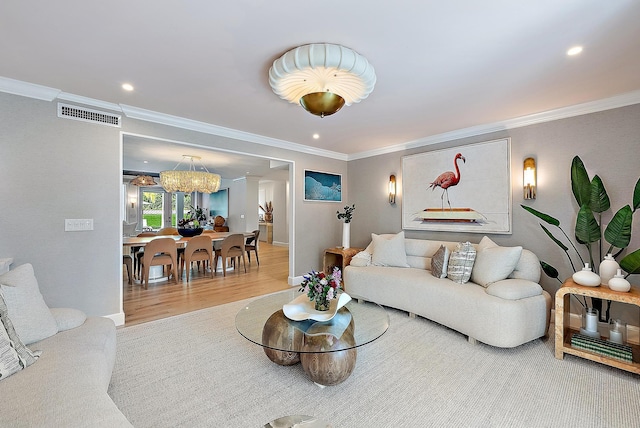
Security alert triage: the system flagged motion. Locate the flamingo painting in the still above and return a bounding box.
[429,152,465,210]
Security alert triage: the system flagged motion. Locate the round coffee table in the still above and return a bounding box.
[236,289,389,386]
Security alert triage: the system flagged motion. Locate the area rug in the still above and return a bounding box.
[108,297,640,427]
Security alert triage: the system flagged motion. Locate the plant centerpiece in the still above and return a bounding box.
[522,155,640,321]
[260,201,274,223]
[178,205,206,237]
[299,267,342,311]
[337,204,355,249]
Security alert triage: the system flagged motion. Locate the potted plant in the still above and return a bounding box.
[522,156,640,321]
[260,201,274,223]
[177,205,206,237]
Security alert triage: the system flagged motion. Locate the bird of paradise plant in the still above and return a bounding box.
[522,155,640,321]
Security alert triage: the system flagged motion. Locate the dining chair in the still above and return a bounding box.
[133,231,158,279]
[157,227,179,236]
[180,235,214,281]
[214,234,246,277]
[245,229,260,265]
[139,238,179,289]
[123,254,133,285]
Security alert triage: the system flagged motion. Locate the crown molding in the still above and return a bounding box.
[57,92,123,112]
[348,90,640,160]
[0,76,61,101]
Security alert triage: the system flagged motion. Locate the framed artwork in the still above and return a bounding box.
[209,188,229,218]
[401,138,512,234]
[304,170,342,202]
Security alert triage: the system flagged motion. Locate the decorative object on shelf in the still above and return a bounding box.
[282,292,352,322]
[299,268,342,311]
[580,307,600,338]
[389,175,396,204]
[523,157,536,200]
[572,263,601,287]
[570,333,632,362]
[337,204,355,249]
[269,43,376,118]
[130,175,158,186]
[160,155,221,194]
[608,319,627,344]
[599,253,620,286]
[522,155,640,322]
[259,201,273,223]
[608,269,631,292]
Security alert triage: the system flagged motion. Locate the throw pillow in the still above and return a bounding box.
[371,232,410,268]
[0,264,58,345]
[349,251,372,267]
[447,242,476,284]
[0,293,39,381]
[431,245,450,278]
[470,237,523,287]
[485,279,543,300]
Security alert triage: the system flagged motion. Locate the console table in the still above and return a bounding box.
[555,278,640,374]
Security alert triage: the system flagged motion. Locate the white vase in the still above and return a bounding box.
[599,253,620,286]
[572,263,601,287]
[342,222,350,249]
[608,269,631,292]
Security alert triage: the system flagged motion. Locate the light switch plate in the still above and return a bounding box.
[65,219,94,231]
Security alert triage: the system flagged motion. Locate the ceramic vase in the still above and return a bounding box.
[608,269,631,292]
[599,254,620,286]
[572,263,601,287]
[342,222,350,249]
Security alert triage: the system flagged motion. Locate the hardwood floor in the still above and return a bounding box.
[122,242,292,326]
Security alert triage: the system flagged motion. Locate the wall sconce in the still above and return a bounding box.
[523,157,536,200]
[129,197,136,209]
[389,175,396,204]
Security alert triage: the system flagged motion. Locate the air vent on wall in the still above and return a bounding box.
[57,103,121,127]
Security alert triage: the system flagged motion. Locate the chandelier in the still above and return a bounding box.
[268,43,376,118]
[160,155,221,194]
[130,175,158,186]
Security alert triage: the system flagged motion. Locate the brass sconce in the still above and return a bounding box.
[389,175,396,204]
[523,157,536,200]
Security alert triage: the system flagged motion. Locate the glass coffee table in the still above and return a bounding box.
[236,289,389,386]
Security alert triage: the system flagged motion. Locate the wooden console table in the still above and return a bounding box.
[323,247,363,281]
[555,278,640,374]
[258,222,273,244]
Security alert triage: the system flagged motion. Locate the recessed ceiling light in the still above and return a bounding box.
[312,133,320,139]
[143,160,148,164]
[567,46,583,56]
[122,83,134,91]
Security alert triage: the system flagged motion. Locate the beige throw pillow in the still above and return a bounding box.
[0,264,58,345]
[431,245,450,278]
[349,251,372,267]
[371,232,410,268]
[470,236,523,287]
[447,242,476,284]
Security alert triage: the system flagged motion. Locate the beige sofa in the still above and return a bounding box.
[344,234,551,348]
[0,263,132,427]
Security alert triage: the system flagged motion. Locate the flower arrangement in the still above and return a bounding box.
[299,267,342,311]
[336,204,356,223]
[178,205,206,228]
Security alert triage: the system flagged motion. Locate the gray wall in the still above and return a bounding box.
[0,91,348,319]
[348,103,640,322]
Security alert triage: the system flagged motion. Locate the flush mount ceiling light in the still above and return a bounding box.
[160,155,221,194]
[130,175,157,186]
[269,43,376,118]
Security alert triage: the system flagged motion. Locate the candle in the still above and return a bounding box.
[609,330,623,344]
[585,312,598,332]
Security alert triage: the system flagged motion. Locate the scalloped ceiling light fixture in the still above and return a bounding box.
[269,43,376,118]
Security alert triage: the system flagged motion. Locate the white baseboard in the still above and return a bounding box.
[272,241,288,247]
[551,309,639,345]
[288,275,304,286]
[104,312,125,327]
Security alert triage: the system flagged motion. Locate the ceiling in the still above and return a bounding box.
[2,1,640,169]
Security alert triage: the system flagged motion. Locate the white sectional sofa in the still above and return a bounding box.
[0,263,132,427]
[344,233,551,348]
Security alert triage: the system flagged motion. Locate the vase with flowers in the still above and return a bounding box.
[177,205,206,237]
[336,204,355,249]
[299,267,342,311]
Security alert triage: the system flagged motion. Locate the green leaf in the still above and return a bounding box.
[604,205,633,249]
[571,156,591,207]
[540,261,559,279]
[540,224,568,251]
[521,205,560,226]
[575,205,601,245]
[633,177,640,212]
[620,249,640,275]
[589,175,610,213]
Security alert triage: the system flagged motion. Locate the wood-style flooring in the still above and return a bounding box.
[122,242,291,326]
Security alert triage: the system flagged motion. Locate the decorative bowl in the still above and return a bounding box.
[178,227,203,237]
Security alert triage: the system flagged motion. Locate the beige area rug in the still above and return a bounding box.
[109,297,640,427]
